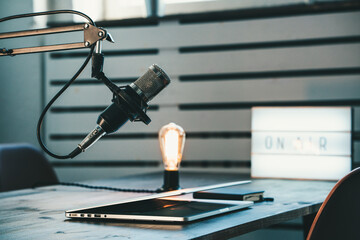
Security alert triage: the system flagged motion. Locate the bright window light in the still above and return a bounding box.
[71,0,149,22]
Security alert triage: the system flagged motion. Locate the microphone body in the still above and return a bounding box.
[74,64,170,157]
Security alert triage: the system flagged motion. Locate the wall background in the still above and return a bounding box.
[0,0,43,147]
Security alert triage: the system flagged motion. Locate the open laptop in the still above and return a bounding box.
[65,180,253,223]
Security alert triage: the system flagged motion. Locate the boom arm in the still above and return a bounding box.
[0,23,113,56]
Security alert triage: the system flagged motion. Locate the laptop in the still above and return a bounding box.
[65,180,253,223]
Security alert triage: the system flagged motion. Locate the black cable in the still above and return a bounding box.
[36,46,94,159]
[1,10,95,159]
[59,182,161,193]
[0,9,94,25]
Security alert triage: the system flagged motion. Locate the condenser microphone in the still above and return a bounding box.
[70,64,170,158]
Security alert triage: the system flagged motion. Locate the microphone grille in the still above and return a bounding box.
[132,64,170,102]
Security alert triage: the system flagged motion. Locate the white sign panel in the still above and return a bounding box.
[251,107,352,180]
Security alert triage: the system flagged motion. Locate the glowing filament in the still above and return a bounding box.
[159,123,185,171]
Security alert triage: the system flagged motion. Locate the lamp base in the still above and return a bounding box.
[159,170,180,192]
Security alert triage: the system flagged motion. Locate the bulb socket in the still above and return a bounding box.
[161,170,180,192]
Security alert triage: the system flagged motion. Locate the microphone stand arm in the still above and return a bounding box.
[0,22,121,100]
[0,23,114,56]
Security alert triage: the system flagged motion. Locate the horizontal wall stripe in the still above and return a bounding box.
[52,161,159,167]
[177,2,360,24]
[187,132,251,139]
[179,99,360,110]
[49,131,252,140]
[50,106,106,113]
[50,49,159,59]
[96,17,160,28]
[179,36,360,53]
[50,105,159,113]
[179,68,360,82]
[48,131,360,141]
[181,160,250,168]
[50,77,137,86]
[51,160,251,168]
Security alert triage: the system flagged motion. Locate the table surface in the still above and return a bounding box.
[0,171,336,240]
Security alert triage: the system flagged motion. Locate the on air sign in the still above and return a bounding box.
[251,107,352,180]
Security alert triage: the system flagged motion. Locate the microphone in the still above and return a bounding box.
[70,64,170,158]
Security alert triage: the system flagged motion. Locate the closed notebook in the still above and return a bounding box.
[193,188,264,202]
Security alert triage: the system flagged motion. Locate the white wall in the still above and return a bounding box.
[0,0,43,147]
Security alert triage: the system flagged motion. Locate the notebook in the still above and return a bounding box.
[65,180,253,223]
[194,188,264,202]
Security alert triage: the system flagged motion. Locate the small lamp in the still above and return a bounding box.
[158,123,186,191]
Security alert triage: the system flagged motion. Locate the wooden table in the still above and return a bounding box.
[0,171,335,239]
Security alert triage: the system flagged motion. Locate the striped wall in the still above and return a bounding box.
[44,9,360,175]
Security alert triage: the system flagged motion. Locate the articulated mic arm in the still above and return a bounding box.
[0,23,113,56]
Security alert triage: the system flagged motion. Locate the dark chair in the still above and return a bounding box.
[0,143,58,192]
[306,167,360,240]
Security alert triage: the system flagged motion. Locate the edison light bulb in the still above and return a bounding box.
[158,123,185,191]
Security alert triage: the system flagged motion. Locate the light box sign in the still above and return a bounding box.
[251,107,352,180]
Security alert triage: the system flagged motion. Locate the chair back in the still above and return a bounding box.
[307,167,360,240]
[0,143,58,192]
